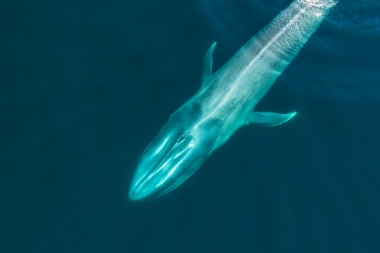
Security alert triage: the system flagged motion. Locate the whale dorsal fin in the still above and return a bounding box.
[202,42,217,84]
[246,111,297,126]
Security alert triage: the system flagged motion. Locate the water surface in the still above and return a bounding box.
[1,0,380,252]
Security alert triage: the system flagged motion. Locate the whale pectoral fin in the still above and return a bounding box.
[246,111,297,126]
[202,42,217,84]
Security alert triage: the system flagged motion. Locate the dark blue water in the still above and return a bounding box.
[1,0,380,252]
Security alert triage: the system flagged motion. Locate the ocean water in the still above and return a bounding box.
[1,0,380,252]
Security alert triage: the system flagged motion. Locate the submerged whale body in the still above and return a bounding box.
[129,0,338,201]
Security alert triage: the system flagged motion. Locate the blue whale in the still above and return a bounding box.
[129,0,337,201]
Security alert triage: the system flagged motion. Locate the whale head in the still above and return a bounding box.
[128,109,221,201]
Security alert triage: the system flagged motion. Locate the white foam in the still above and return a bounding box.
[298,0,338,16]
[298,0,338,8]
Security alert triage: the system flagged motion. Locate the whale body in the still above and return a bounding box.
[129,0,337,201]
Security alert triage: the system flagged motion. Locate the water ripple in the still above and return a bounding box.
[202,0,380,40]
[201,0,380,92]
